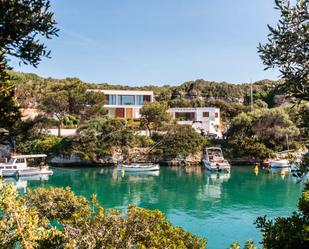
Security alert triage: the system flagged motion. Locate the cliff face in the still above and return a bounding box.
[49,147,204,166]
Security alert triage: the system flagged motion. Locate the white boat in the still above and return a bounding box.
[203,147,231,172]
[117,163,160,172]
[270,159,290,168]
[0,154,53,177]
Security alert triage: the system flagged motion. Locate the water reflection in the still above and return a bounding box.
[3,175,50,193]
[197,171,231,200]
[10,166,303,249]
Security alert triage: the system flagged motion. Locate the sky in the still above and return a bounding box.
[10,0,281,86]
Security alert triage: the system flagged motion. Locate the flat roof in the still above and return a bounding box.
[168,107,220,111]
[87,89,153,95]
[12,154,47,159]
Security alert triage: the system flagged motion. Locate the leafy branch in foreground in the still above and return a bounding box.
[255,181,309,249]
[0,183,207,248]
[258,0,309,101]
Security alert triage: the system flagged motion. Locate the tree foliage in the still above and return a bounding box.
[0,183,207,249]
[0,0,58,67]
[0,0,58,133]
[155,124,206,159]
[74,117,136,160]
[0,60,20,130]
[255,182,309,249]
[140,102,172,136]
[258,0,309,101]
[40,80,106,136]
[227,107,300,159]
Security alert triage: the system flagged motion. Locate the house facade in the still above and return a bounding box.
[87,89,154,118]
[168,107,222,138]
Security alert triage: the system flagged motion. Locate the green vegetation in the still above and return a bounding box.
[0,0,58,143]
[255,181,309,249]
[226,107,301,160]
[0,183,207,248]
[40,79,106,136]
[0,63,20,130]
[258,0,309,101]
[140,102,172,136]
[73,117,136,160]
[153,125,207,160]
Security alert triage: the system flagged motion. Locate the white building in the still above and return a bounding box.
[168,107,222,138]
[87,89,154,118]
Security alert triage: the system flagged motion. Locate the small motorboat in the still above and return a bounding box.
[203,147,230,172]
[0,154,53,177]
[117,163,160,172]
[270,159,290,168]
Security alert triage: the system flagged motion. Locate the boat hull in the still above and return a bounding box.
[0,167,53,177]
[270,160,290,168]
[117,164,160,172]
[203,160,231,172]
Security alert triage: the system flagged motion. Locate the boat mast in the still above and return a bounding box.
[250,80,254,112]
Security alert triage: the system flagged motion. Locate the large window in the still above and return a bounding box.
[119,95,135,105]
[175,112,195,121]
[108,95,117,105]
[136,95,144,105]
[203,112,209,118]
[143,95,151,102]
[105,95,116,105]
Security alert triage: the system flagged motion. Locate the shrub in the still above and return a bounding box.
[0,184,207,249]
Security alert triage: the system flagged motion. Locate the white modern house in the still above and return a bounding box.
[168,107,222,138]
[87,89,154,118]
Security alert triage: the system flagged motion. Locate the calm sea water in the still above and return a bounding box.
[10,166,303,249]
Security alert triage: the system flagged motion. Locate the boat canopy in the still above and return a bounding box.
[206,147,222,151]
[11,154,47,159]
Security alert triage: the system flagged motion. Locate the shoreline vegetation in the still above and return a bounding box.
[0,0,308,248]
[2,71,308,167]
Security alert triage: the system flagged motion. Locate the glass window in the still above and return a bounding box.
[203,112,209,118]
[215,112,219,118]
[108,95,116,105]
[119,95,135,105]
[16,158,25,164]
[175,112,195,121]
[143,95,151,102]
[136,96,144,105]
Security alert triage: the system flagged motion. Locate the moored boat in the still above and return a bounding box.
[203,147,230,172]
[0,154,53,177]
[270,159,290,168]
[117,163,160,172]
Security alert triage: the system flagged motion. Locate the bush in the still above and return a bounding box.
[18,136,71,157]
[0,184,207,249]
[155,125,207,159]
[255,182,309,249]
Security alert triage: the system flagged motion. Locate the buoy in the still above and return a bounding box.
[280,170,286,179]
[253,164,259,175]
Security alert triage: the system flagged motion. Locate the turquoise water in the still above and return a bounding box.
[17,166,303,249]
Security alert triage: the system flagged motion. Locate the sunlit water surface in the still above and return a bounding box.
[7,166,303,249]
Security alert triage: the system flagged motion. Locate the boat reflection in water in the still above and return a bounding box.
[2,174,50,193]
[205,171,231,183]
[111,167,160,180]
[198,171,231,200]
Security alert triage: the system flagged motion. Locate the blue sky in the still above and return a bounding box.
[11,0,280,86]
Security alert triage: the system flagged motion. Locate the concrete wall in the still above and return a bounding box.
[47,129,76,137]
